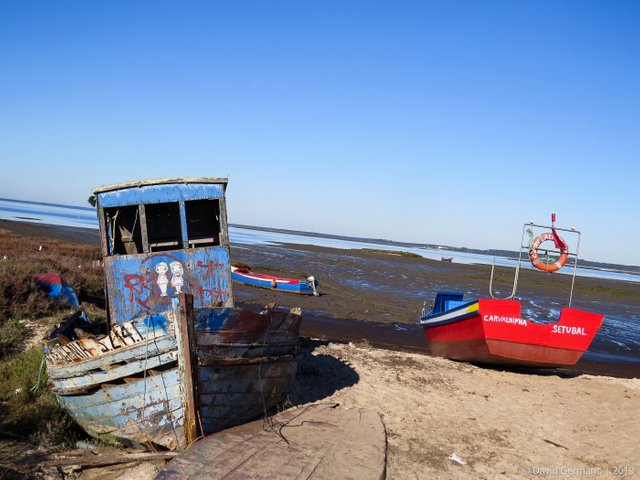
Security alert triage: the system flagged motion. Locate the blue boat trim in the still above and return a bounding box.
[419,291,479,328]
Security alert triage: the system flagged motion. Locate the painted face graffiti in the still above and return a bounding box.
[155,262,169,296]
[170,261,184,294]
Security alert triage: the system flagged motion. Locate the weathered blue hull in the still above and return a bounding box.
[46,296,301,450]
[46,178,303,450]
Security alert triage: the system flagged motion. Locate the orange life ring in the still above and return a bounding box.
[529,232,569,272]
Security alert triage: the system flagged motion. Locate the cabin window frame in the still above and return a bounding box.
[183,198,223,248]
[145,201,184,252]
[103,205,144,255]
[100,198,226,256]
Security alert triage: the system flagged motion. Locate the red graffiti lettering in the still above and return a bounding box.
[123,273,153,310]
[196,260,225,276]
[198,286,224,304]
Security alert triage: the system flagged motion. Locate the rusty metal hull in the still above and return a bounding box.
[45,296,301,450]
[192,305,301,434]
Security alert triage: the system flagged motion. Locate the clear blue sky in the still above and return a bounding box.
[1,1,638,266]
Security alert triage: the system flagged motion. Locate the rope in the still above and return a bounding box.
[148,311,181,450]
[140,318,156,451]
[258,310,291,445]
[108,210,119,253]
[526,228,534,250]
[30,356,47,394]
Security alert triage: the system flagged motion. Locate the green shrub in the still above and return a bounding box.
[0,348,83,448]
[0,319,25,359]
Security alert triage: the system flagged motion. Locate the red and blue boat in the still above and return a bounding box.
[419,215,604,368]
[33,273,79,307]
[231,265,319,296]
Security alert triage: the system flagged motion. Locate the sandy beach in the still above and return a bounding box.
[1,220,639,479]
[291,340,640,479]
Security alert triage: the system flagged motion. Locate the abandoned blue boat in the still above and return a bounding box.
[44,178,302,450]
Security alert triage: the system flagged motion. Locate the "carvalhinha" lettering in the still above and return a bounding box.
[483,315,528,326]
[551,325,587,335]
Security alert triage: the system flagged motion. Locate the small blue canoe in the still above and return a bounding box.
[231,266,318,295]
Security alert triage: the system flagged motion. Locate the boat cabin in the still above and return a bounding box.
[92,177,234,323]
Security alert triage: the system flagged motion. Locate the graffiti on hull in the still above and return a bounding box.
[108,251,231,323]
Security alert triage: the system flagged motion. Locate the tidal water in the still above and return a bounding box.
[1,197,638,283]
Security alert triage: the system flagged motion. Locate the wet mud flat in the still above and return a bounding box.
[3,219,639,377]
[231,241,640,378]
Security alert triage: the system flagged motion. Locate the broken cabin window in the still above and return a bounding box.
[185,199,221,247]
[105,206,143,255]
[145,202,183,252]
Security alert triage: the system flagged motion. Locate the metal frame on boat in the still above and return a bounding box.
[419,215,604,368]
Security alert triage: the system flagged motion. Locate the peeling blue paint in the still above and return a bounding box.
[145,313,169,332]
[104,240,232,322]
[194,308,232,332]
[98,183,225,208]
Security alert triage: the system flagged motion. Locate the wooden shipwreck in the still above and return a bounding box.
[44,178,302,450]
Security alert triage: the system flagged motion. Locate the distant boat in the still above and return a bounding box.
[231,266,319,296]
[33,273,79,306]
[45,178,302,450]
[419,214,604,368]
[440,256,453,262]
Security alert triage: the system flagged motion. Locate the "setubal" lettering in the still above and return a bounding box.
[551,325,587,335]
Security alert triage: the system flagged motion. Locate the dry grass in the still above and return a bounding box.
[0,229,102,450]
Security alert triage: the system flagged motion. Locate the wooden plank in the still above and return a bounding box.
[46,313,175,368]
[69,395,185,431]
[157,404,387,479]
[194,361,296,383]
[196,331,299,347]
[50,351,177,393]
[139,203,149,253]
[173,294,198,447]
[47,335,176,379]
[58,369,181,409]
[44,450,178,467]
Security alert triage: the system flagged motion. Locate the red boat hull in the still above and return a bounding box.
[422,299,604,367]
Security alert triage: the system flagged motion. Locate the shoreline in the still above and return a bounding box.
[2,218,640,478]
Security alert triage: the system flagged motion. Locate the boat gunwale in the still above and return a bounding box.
[92,177,228,194]
[418,299,480,327]
[46,331,177,374]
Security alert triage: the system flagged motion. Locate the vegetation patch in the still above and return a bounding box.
[0,230,100,450]
[360,248,422,258]
[0,347,84,448]
[0,230,102,321]
[581,285,637,298]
